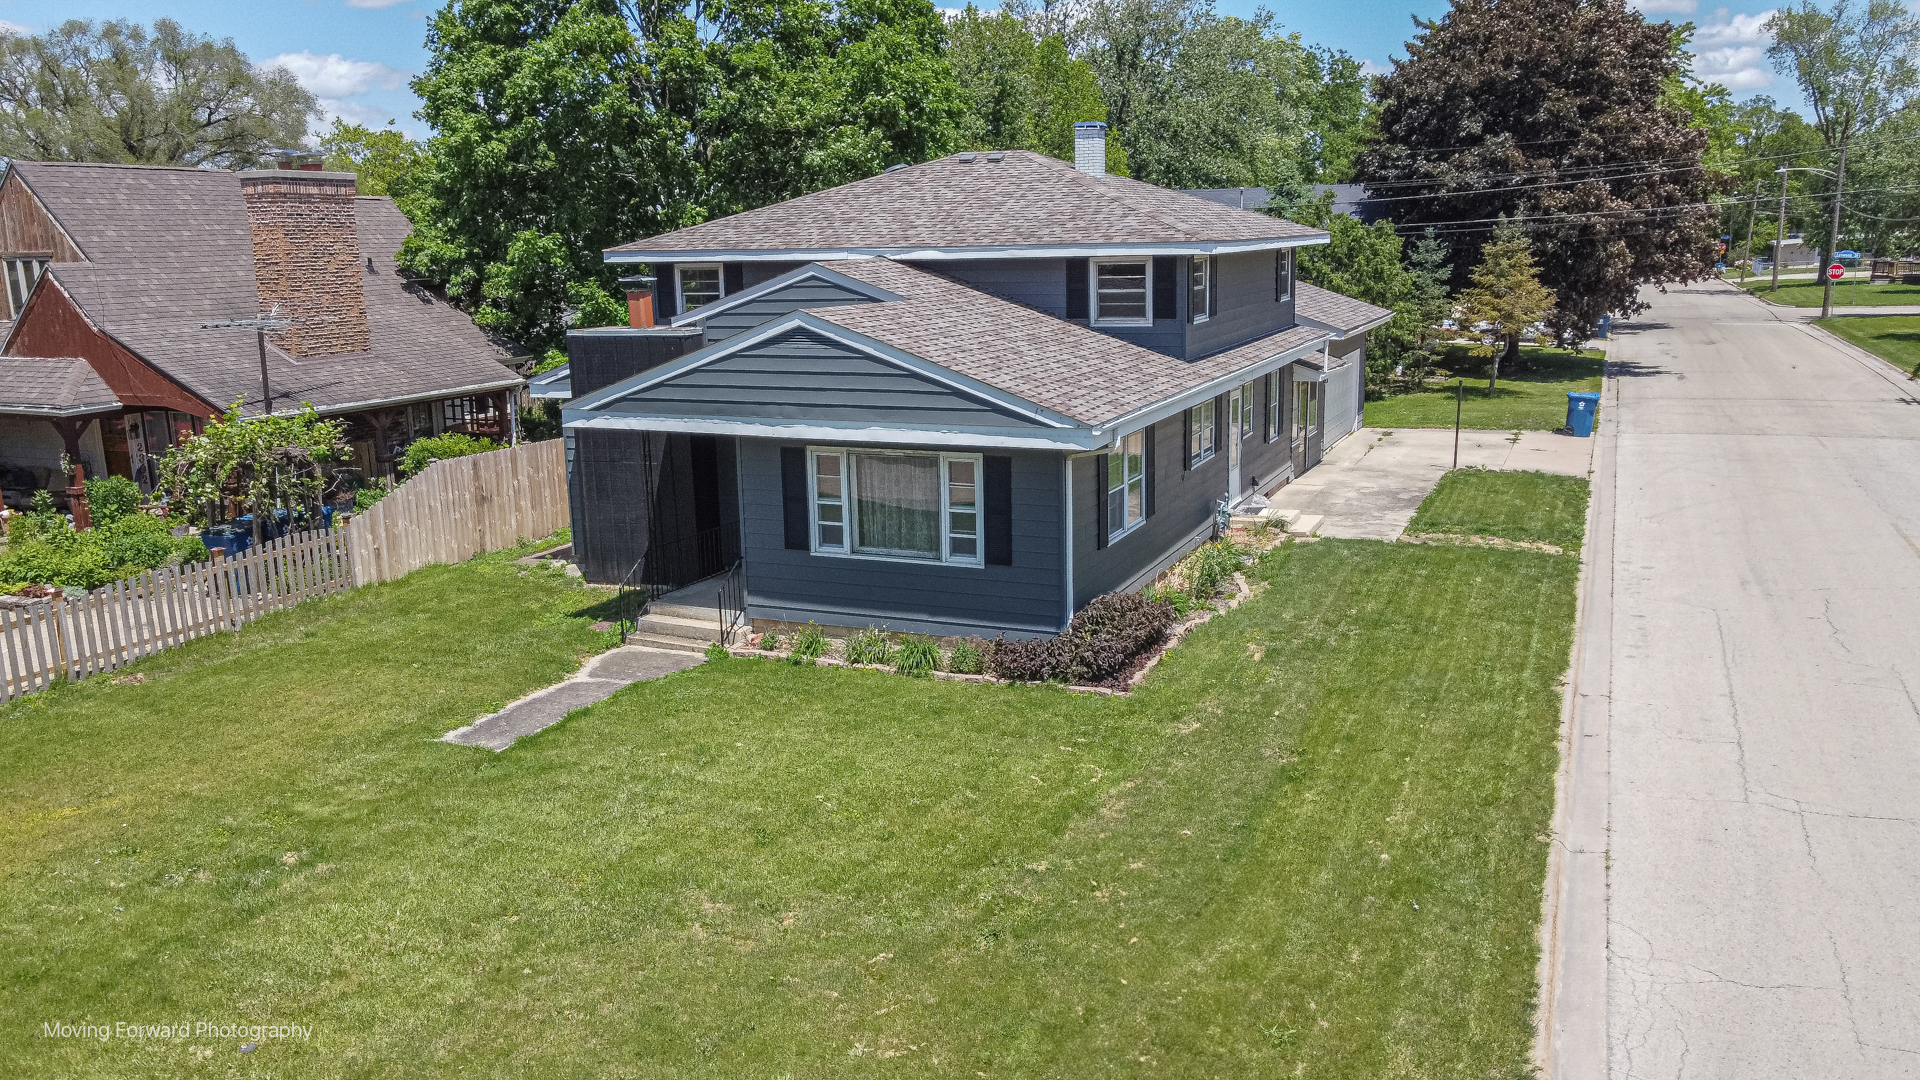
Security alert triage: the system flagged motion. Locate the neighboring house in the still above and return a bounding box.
[1184,184,1386,224]
[0,157,526,507]
[562,125,1390,640]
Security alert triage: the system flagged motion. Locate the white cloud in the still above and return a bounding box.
[1358,58,1390,77]
[1686,9,1777,91]
[0,19,30,34]
[1630,0,1699,14]
[266,51,407,99]
[345,0,414,8]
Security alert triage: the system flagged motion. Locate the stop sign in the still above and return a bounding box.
[1828,263,1846,280]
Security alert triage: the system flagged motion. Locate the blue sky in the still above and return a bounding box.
[0,0,1793,143]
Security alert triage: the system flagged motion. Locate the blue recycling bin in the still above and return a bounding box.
[200,525,253,557]
[1566,392,1600,437]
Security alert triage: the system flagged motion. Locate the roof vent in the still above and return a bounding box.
[885,163,907,173]
[958,152,977,163]
[987,151,1005,163]
[1074,122,1108,176]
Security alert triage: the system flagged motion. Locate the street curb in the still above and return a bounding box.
[1796,320,1920,400]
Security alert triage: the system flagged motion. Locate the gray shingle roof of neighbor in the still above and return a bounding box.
[0,356,121,415]
[5,162,526,418]
[607,151,1330,258]
[792,259,1326,427]
[1294,282,1395,337]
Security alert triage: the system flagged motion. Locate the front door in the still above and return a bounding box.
[1226,385,1243,501]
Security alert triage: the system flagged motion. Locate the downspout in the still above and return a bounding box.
[1062,454,1074,631]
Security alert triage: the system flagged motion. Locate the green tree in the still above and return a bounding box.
[1358,0,1719,341]
[1298,46,1373,182]
[0,19,315,167]
[1455,220,1556,383]
[947,8,1127,171]
[318,119,429,199]
[1285,191,1445,394]
[400,0,966,353]
[161,404,348,548]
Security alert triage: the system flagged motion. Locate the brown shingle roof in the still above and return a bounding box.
[608,152,1328,258]
[0,356,120,415]
[1295,282,1394,337]
[803,259,1325,427]
[6,162,524,417]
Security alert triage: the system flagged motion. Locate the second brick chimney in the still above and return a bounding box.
[238,170,371,357]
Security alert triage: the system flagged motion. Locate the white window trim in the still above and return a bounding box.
[1190,255,1210,324]
[1277,250,1293,303]
[676,262,726,313]
[5,257,47,320]
[1188,400,1217,468]
[1107,430,1147,543]
[1240,380,1257,439]
[1090,257,1153,328]
[807,447,985,568]
[1265,372,1281,443]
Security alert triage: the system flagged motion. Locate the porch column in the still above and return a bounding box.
[361,407,407,481]
[46,417,95,529]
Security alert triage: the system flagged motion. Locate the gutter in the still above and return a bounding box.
[604,236,1331,264]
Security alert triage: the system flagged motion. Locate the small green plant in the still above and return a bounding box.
[398,433,498,479]
[758,631,782,651]
[84,475,142,525]
[353,484,390,513]
[788,623,828,665]
[843,625,894,666]
[703,642,729,662]
[947,638,985,675]
[893,637,940,677]
[1145,583,1200,617]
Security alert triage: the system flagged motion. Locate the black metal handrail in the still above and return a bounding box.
[716,559,746,647]
[613,525,744,639]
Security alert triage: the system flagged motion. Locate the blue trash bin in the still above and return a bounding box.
[1566,392,1600,437]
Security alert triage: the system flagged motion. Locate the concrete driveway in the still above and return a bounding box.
[1543,279,1920,1079]
[1267,426,1595,539]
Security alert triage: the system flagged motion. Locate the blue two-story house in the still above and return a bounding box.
[561,125,1390,643]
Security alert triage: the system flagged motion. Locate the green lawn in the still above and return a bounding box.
[1814,315,1920,376]
[1738,277,1920,307]
[1407,469,1592,550]
[1365,345,1602,430]
[2,510,1580,1077]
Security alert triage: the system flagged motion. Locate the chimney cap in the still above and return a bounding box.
[617,275,657,289]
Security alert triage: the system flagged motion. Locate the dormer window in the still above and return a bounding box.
[4,257,48,319]
[1189,255,1211,323]
[1091,258,1150,326]
[677,263,725,311]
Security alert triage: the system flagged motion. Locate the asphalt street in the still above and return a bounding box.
[1546,279,1920,1078]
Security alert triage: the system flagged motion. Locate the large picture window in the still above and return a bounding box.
[677,263,725,311]
[1107,429,1146,541]
[809,449,983,565]
[1189,256,1211,323]
[1092,259,1151,326]
[1188,399,1216,467]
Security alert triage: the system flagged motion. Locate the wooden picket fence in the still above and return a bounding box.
[0,529,353,701]
[342,439,567,586]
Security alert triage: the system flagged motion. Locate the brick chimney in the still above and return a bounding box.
[238,170,371,356]
[620,275,657,328]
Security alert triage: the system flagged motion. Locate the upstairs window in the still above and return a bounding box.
[1189,256,1211,323]
[677,263,725,311]
[1188,399,1217,467]
[1107,429,1147,541]
[1275,249,1293,302]
[810,448,982,565]
[1092,259,1151,326]
[4,257,48,319]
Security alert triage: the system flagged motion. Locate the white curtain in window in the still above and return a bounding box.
[854,453,941,558]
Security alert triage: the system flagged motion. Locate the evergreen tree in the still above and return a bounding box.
[1456,220,1556,385]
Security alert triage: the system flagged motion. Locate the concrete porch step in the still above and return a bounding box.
[634,611,731,641]
[648,599,725,621]
[622,631,713,654]
[1285,513,1322,536]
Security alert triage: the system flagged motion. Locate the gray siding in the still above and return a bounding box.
[597,326,1055,430]
[738,438,1068,637]
[915,257,1187,356]
[1242,373,1293,496]
[699,278,882,341]
[742,262,804,288]
[1072,413,1227,606]
[1187,250,1297,358]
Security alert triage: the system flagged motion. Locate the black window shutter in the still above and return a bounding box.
[723,262,744,296]
[1065,259,1089,319]
[1181,407,1192,471]
[1152,255,1176,321]
[1209,263,1220,317]
[780,447,809,550]
[656,263,677,317]
[984,455,1013,565]
[1093,454,1109,549]
[1144,424,1157,516]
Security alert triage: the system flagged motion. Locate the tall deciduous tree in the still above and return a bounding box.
[947,7,1127,171]
[400,0,966,351]
[1285,191,1449,393]
[0,19,316,167]
[1357,0,1720,341]
[319,119,429,199]
[1456,220,1556,382]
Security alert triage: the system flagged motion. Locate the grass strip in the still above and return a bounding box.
[1365,345,1601,431]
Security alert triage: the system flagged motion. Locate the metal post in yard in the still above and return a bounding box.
[1822,142,1848,320]
[1773,167,1789,293]
[1453,379,1463,470]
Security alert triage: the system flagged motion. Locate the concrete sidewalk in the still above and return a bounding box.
[441,646,705,751]
[1267,427,1595,540]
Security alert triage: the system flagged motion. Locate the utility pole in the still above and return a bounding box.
[1822,142,1848,320]
[1772,166,1789,293]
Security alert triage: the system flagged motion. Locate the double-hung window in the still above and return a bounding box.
[1187,399,1216,467]
[1107,430,1146,541]
[1092,259,1151,326]
[1238,380,1257,439]
[4,257,47,319]
[1265,372,1281,442]
[677,263,725,311]
[1275,249,1293,302]
[809,448,983,565]
[1189,256,1211,323]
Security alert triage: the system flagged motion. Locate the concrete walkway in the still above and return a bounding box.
[441,646,705,751]
[1266,426,1595,540]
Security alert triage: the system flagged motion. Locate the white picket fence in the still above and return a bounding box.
[0,529,352,701]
